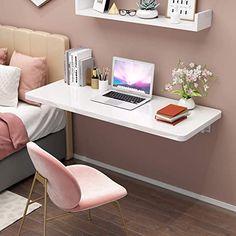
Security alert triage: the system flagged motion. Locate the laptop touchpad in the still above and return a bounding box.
[106,99,123,106]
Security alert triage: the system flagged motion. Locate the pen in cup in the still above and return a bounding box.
[98,67,110,92]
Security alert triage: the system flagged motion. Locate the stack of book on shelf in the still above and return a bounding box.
[155,104,189,126]
[64,48,94,86]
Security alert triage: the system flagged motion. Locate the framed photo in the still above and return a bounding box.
[166,0,197,21]
[93,0,110,13]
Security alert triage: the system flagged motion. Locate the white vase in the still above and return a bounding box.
[136,9,158,19]
[178,97,196,110]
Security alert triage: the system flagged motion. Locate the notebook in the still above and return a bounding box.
[91,57,155,110]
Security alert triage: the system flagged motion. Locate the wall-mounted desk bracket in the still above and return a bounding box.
[201,125,211,134]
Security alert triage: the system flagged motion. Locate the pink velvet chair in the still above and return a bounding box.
[18,141,128,236]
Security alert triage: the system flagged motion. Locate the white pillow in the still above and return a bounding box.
[0,65,21,107]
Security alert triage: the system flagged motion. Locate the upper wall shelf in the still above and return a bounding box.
[75,0,212,32]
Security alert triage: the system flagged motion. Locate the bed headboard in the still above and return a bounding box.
[0,25,73,159]
[0,25,69,83]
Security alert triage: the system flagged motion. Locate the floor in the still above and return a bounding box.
[2,159,236,236]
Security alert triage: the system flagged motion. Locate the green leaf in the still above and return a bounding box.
[172,90,184,96]
[191,91,202,97]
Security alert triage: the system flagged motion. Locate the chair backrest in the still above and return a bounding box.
[27,142,81,210]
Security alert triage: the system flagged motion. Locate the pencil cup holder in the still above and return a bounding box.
[91,78,99,89]
[99,80,109,93]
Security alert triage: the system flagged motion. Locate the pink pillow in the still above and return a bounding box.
[10,51,48,106]
[0,48,8,65]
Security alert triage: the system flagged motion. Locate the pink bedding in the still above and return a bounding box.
[0,113,29,160]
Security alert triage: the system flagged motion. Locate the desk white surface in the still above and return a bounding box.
[26,80,222,142]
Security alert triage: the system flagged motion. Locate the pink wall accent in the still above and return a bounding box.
[1,0,235,205]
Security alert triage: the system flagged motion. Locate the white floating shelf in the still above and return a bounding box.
[75,1,212,32]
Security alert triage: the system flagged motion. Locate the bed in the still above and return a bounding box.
[0,25,70,192]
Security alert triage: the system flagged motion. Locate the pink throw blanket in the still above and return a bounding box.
[0,113,29,160]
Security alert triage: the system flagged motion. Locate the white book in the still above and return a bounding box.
[64,48,80,85]
[155,110,190,122]
[64,52,69,84]
[68,53,76,86]
[70,48,92,86]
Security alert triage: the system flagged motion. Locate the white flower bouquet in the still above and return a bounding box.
[164,61,215,99]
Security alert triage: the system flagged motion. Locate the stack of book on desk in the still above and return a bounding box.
[155,104,189,125]
[64,48,94,86]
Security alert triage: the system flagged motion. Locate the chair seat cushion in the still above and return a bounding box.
[66,165,127,211]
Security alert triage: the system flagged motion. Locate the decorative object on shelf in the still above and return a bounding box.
[166,0,197,21]
[30,0,51,7]
[119,9,137,17]
[136,0,160,19]
[93,0,110,13]
[164,60,215,110]
[170,5,181,24]
[108,3,119,15]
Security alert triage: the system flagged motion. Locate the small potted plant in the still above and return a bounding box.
[164,61,215,109]
[136,0,160,19]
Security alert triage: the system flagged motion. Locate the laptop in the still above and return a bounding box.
[91,57,155,110]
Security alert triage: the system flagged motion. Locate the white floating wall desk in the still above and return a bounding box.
[26,80,222,142]
[75,0,212,32]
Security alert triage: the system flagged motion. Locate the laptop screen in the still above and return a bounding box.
[112,57,155,96]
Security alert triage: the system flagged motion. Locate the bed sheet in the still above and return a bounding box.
[0,102,65,141]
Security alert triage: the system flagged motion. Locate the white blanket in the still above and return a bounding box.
[0,102,65,141]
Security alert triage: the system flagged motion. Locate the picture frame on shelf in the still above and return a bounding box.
[93,0,110,13]
[166,0,197,21]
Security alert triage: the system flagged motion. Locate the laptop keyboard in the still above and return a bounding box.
[103,91,145,104]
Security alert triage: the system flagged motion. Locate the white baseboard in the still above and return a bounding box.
[74,154,236,213]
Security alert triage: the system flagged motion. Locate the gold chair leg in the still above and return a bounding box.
[113,201,128,236]
[18,172,49,236]
[43,179,48,236]
[17,174,37,236]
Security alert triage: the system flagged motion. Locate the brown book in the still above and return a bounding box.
[157,104,187,118]
[155,109,189,123]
